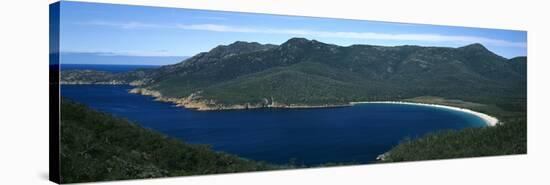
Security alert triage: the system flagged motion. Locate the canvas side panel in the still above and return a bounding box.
[49,2,61,184]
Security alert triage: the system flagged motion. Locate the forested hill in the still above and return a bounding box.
[61,38,527,110]
[60,100,279,183]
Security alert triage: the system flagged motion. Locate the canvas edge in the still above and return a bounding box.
[49,1,61,184]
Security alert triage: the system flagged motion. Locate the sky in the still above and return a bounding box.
[59,1,527,65]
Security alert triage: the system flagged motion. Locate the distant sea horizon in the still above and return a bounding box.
[59,51,188,66]
[60,63,161,73]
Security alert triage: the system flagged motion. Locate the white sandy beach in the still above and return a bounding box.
[350,101,499,126]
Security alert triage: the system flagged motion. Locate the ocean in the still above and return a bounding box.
[60,64,486,165]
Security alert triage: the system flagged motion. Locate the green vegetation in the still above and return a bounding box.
[377,96,527,162]
[60,100,281,183]
[380,117,526,162]
[146,39,526,107]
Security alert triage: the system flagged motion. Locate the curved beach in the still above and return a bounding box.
[350,101,499,126]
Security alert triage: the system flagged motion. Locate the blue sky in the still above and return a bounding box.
[59,1,527,65]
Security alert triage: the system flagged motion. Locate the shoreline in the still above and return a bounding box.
[128,87,499,127]
[350,101,499,127]
[364,101,501,162]
[128,87,352,111]
[125,87,500,126]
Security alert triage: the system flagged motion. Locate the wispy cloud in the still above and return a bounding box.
[61,50,182,57]
[78,21,169,29]
[78,21,527,48]
[96,50,175,57]
[194,16,228,21]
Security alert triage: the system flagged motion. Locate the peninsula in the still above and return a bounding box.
[61,38,527,114]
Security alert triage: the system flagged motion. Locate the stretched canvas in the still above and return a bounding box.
[49,1,527,183]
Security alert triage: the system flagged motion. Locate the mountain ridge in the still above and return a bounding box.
[61,37,527,111]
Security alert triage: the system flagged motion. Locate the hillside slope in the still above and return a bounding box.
[379,117,526,162]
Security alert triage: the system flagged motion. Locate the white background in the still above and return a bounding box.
[0,0,548,184]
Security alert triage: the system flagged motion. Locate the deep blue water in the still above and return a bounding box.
[61,84,486,165]
[61,64,160,73]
